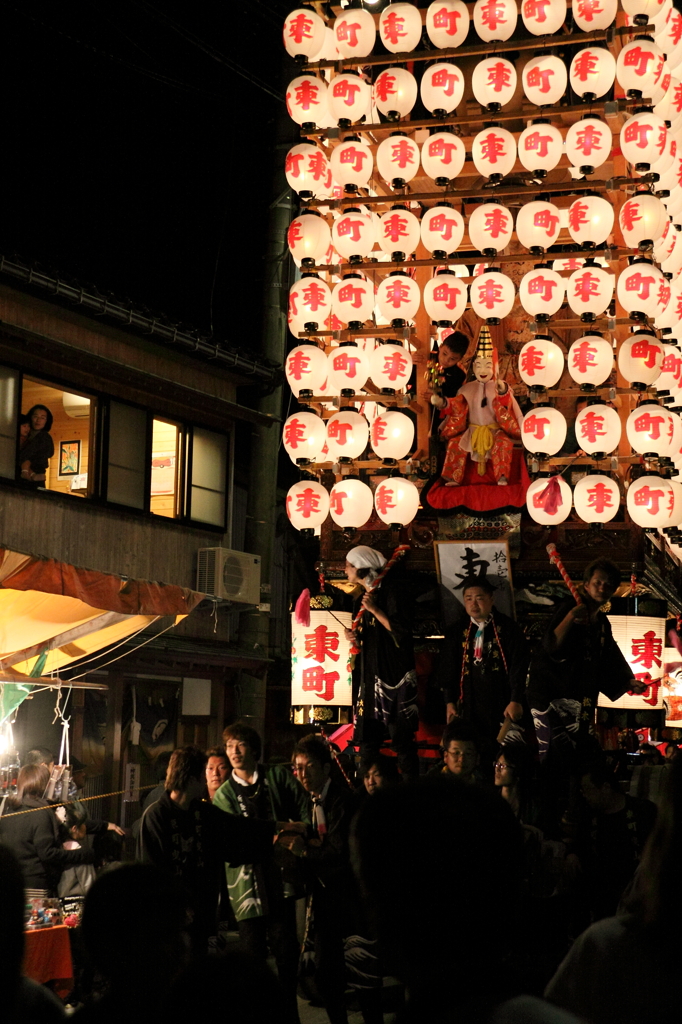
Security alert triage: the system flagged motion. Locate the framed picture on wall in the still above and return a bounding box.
[434,538,515,627]
[58,439,81,479]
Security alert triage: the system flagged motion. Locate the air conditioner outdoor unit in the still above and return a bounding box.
[196,548,261,605]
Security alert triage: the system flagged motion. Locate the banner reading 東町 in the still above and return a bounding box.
[291,610,353,706]
[598,614,666,710]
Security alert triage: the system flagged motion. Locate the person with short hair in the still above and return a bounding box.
[436,330,469,399]
[363,753,401,796]
[432,719,482,785]
[19,404,54,485]
[204,746,230,801]
[24,746,56,772]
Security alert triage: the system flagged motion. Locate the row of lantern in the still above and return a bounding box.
[527,471,682,527]
[283,408,415,464]
[286,474,420,531]
[286,341,414,397]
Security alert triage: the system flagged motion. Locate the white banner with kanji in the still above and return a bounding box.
[598,614,666,710]
[291,610,353,706]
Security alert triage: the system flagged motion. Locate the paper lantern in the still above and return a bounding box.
[653,218,673,262]
[621,0,669,23]
[572,0,618,32]
[285,344,328,397]
[663,410,682,462]
[655,343,682,396]
[567,195,615,247]
[284,9,326,60]
[522,54,568,106]
[619,193,669,250]
[328,72,372,125]
[374,476,420,526]
[620,111,668,172]
[325,410,369,461]
[420,203,465,256]
[618,331,664,387]
[374,68,418,119]
[327,343,371,395]
[567,263,614,318]
[655,9,682,70]
[376,275,421,325]
[379,3,423,53]
[627,401,676,456]
[468,203,514,256]
[569,47,616,99]
[472,58,518,109]
[333,8,376,59]
[616,38,665,100]
[331,276,375,329]
[331,208,376,261]
[471,127,517,180]
[516,200,562,252]
[286,480,329,530]
[519,268,566,318]
[426,0,470,47]
[627,473,675,527]
[424,271,468,324]
[553,256,588,272]
[565,116,613,173]
[420,131,466,184]
[285,143,331,198]
[522,0,567,37]
[521,406,567,455]
[289,275,332,333]
[617,260,668,319]
[329,136,373,190]
[369,342,414,391]
[653,73,681,127]
[377,207,421,257]
[286,75,328,128]
[376,133,420,186]
[329,478,373,528]
[574,473,620,523]
[371,410,415,460]
[526,475,572,524]
[469,269,515,323]
[421,63,465,115]
[661,228,682,277]
[518,122,563,176]
[655,283,682,337]
[518,336,565,387]
[575,402,622,454]
[473,0,518,42]
[567,334,614,387]
[283,412,327,465]
[287,212,332,268]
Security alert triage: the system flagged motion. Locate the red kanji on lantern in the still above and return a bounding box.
[390,140,416,169]
[337,284,366,310]
[569,202,590,232]
[631,339,660,367]
[579,411,607,443]
[307,152,329,180]
[633,485,665,515]
[523,413,550,439]
[339,147,369,172]
[429,212,461,240]
[372,419,388,445]
[631,629,662,669]
[573,50,599,82]
[324,313,344,332]
[573,272,600,303]
[383,213,409,244]
[527,275,558,302]
[575,124,603,155]
[286,152,304,177]
[662,352,682,384]
[383,11,407,45]
[327,420,353,445]
[384,281,411,308]
[332,351,362,376]
[428,138,460,163]
[484,207,509,238]
[301,665,339,701]
[432,283,462,309]
[302,281,328,311]
[304,623,340,663]
[623,46,656,78]
[524,0,550,21]
[572,340,598,374]
[332,79,361,106]
[287,352,311,381]
[382,350,410,380]
[376,74,397,103]
[576,0,603,21]
[523,131,553,157]
[329,489,347,514]
[526,66,554,93]
[431,68,460,96]
[621,202,642,233]
[284,418,307,448]
[288,222,303,247]
[294,80,320,111]
[375,486,396,516]
[288,13,314,43]
[625,273,656,299]
[628,675,661,706]
[623,121,653,150]
[481,0,508,29]
[337,20,361,46]
[487,61,512,92]
[336,217,365,242]
[476,277,504,309]
[295,486,323,517]
[534,209,560,237]
[659,281,671,308]
[520,345,545,376]
[433,6,462,34]
[586,482,613,514]
[633,411,666,439]
[480,133,506,164]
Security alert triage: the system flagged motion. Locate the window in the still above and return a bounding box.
[150,418,180,519]
[21,377,94,496]
[187,427,228,527]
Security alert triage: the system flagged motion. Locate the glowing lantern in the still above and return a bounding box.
[569,47,616,99]
[567,195,614,247]
[620,111,668,172]
[376,207,420,259]
[283,412,327,465]
[617,259,668,319]
[286,479,329,530]
[567,262,614,319]
[421,63,465,116]
[289,275,331,334]
[331,276,375,329]
[518,122,563,176]
[421,131,466,184]
[521,406,567,456]
[287,212,332,269]
[369,341,414,391]
[526,475,573,524]
[379,3,423,53]
[325,410,369,461]
[283,9,326,60]
[314,25,340,65]
[329,478,374,528]
[421,203,465,256]
[285,344,328,398]
[516,200,562,253]
[522,0,567,37]
[468,203,514,256]
[616,38,665,99]
[376,133,420,187]
[469,269,515,324]
[627,473,675,527]
[565,116,613,173]
[574,474,620,524]
[663,410,682,462]
[285,143,332,198]
[286,75,328,128]
[618,331,664,387]
[371,411,415,460]
[572,0,618,32]
[333,8,376,59]
[473,0,518,42]
[567,334,614,387]
[655,9,682,70]
[329,136,373,191]
[518,336,565,387]
[374,476,420,526]
[575,402,622,454]
[327,342,370,395]
[653,74,682,127]
[426,0,470,47]
[655,282,682,337]
[374,68,418,119]
[376,274,420,325]
[327,72,372,126]
[472,58,518,109]
[627,401,676,456]
[621,0,669,23]
[656,342,682,397]
[471,127,517,180]
[519,268,566,319]
[522,54,568,106]
[331,207,376,261]
[661,228,682,276]
[619,193,669,250]
[424,270,468,325]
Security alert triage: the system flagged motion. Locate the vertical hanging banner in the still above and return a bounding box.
[291,610,353,706]
[599,613,666,710]
[434,539,514,624]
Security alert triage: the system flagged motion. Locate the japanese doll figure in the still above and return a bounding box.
[431,325,523,486]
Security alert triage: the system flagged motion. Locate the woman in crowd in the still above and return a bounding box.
[19,404,54,486]
[55,802,97,897]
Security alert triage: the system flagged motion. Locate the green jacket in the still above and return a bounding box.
[213,763,310,921]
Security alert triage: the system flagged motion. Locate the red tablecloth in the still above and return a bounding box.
[23,925,73,999]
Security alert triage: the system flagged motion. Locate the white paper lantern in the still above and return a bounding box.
[333,8,376,59]
[621,111,668,171]
[379,3,423,53]
[424,271,468,324]
[420,131,466,183]
[471,127,517,179]
[286,75,328,127]
[521,406,567,455]
[329,136,373,190]
[627,401,676,455]
[426,0,470,47]
[553,256,588,272]
[575,403,622,454]
[522,0,567,37]
[526,475,572,524]
[661,228,682,276]
[325,410,369,461]
[286,479,329,530]
[572,0,617,32]
[376,133,420,186]
[627,474,675,527]
[369,342,414,390]
[283,412,327,464]
[574,474,620,523]
[662,410,682,462]
[468,203,514,255]
[518,122,564,175]
[374,476,420,525]
[421,203,465,255]
[617,260,668,318]
[519,268,566,318]
[617,38,665,99]
[376,275,421,325]
[377,207,421,256]
[472,57,518,109]
[655,343,682,395]
[655,283,682,336]
[374,68,418,119]
[287,212,332,267]
[327,343,371,394]
[289,275,332,333]
[618,331,665,387]
[332,207,376,261]
[569,47,616,99]
[619,193,669,249]
[567,195,615,247]
[328,72,372,125]
[473,0,518,42]
[565,116,613,172]
[421,63,465,115]
[285,143,331,197]
[655,9,682,70]
[516,200,562,252]
[470,270,516,322]
[329,478,374,528]
[284,9,326,60]
[331,276,375,328]
[621,0,669,23]
[370,411,415,460]
[285,344,329,397]
[568,334,614,386]
[522,54,568,106]
[518,336,565,386]
[567,263,615,318]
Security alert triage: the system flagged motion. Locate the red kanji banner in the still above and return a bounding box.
[291,610,353,707]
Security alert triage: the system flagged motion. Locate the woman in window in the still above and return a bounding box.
[19,404,54,486]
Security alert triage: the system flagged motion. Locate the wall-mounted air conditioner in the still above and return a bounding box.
[196,548,261,605]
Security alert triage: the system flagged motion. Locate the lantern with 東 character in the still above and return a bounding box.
[283,412,327,465]
[333,8,376,59]
[421,63,465,116]
[420,203,465,257]
[287,211,332,268]
[468,202,514,257]
[329,478,374,528]
[575,402,622,455]
[519,267,566,319]
[374,68,418,120]
[376,273,421,327]
[289,274,332,334]
[521,406,567,457]
[469,269,515,324]
[564,116,613,174]
[374,476,420,526]
[518,336,565,388]
[526,475,573,524]
[285,344,328,398]
[369,341,414,392]
[329,135,373,192]
[567,334,614,388]
[376,132,420,188]
[421,131,466,185]
[286,75,328,129]
[655,282,682,340]
[569,47,617,100]
[515,200,562,254]
[653,75,682,130]
[572,0,618,31]
[601,593,668,711]
[574,473,620,523]
[424,270,468,325]
[618,330,664,388]
[518,122,563,176]
[522,54,568,106]
[377,206,421,260]
[521,0,567,38]
[471,127,517,181]
[617,259,668,320]
[472,58,518,111]
[620,111,668,172]
[327,72,372,127]
[626,400,675,457]
[331,275,375,330]
[379,2,424,53]
[567,262,614,320]
[616,37,665,100]
[325,410,370,463]
[627,473,676,527]
[283,8,326,60]
[370,410,415,461]
[285,143,332,199]
[327,341,371,395]
[331,207,376,263]
[655,8,682,70]
[426,0,470,48]
[619,192,669,250]
[567,195,615,248]
[286,479,330,531]
[473,0,518,42]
